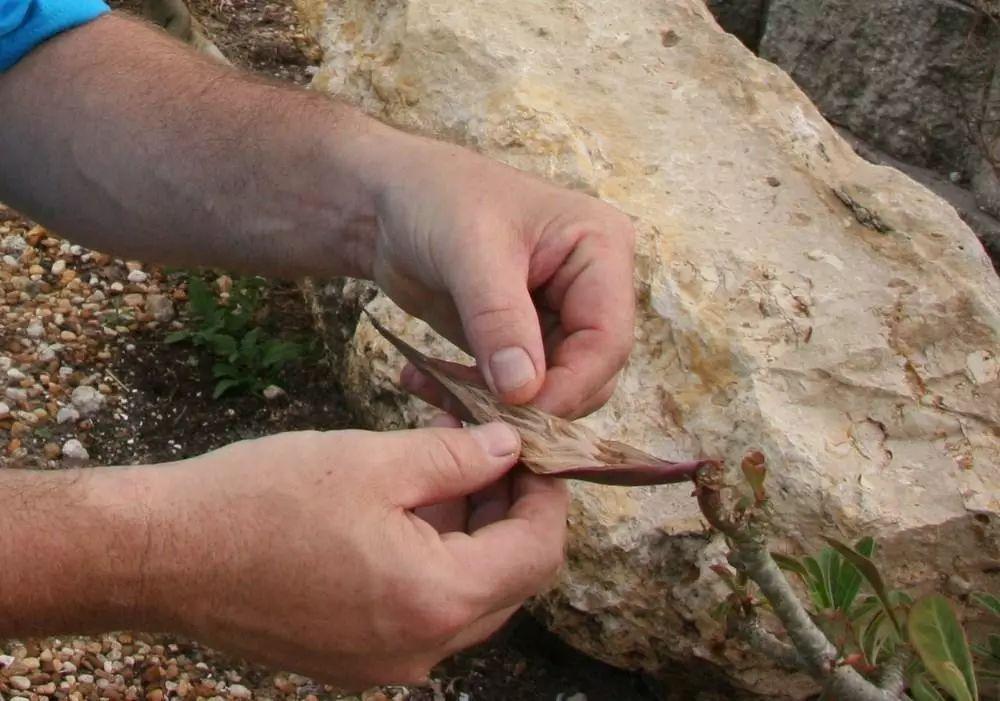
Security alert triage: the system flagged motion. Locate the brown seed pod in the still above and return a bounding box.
[366,312,716,486]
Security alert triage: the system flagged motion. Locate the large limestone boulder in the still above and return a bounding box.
[296,0,1000,696]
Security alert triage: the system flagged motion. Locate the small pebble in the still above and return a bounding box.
[71,385,105,417]
[57,406,81,424]
[1,233,27,254]
[62,439,89,461]
[26,320,44,338]
[10,676,31,691]
[262,385,286,400]
[145,294,175,322]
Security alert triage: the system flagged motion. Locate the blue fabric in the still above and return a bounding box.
[1,0,109,71]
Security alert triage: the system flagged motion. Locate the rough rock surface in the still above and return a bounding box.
[298,0,1000,695]
[758,0,1000,219]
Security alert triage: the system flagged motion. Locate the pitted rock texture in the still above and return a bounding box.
[298,0,1000,696]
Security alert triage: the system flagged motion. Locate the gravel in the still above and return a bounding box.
[0,633,380,701]
[0,209,194,468]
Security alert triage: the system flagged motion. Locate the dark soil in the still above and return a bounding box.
[88,280,354,466]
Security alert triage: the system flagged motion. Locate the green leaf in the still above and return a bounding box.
[859,607,896,665]
[911,675,948,701]
[262,340,303,368]
[972,635,1000,661]
[833,537,875,612]
[908,595,978,701]
[212,362,239,379]
[772,552,809,579]
[803,555,833,611]
[212,378,242,399]
[165,330,191,344]
[972,592,1000,618]
[187,276,217,321]
[241,327,261,357]
[207,333,238,357]
[824,537,900,632]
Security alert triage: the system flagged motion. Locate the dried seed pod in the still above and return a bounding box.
[366,312,716,486]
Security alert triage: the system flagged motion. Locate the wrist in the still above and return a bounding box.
[0,465,170,637]
[315,115,429,281]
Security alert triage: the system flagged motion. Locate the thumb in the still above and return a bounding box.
[449,258,546,404]
[388,422,522,508]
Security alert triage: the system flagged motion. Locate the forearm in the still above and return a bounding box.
[0,12,396,279]
[0,465,168,638]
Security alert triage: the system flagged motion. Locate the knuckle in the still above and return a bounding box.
[423,432,469,486]
[464,303,522,336]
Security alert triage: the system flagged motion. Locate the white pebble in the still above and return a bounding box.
[9,676,31,691]
[110,281,124,293]
[7,367,26,382]
[56,406,80,424]
[1,233,27,254]
[3,254,18,267]
[0,402,9,418]
[127,269,148,283]
[26,320,44,339]
[5,387,27,403]
[62,439,89,460]
[71,385,105,417]
[51,259,66,274]
[262,385,285,400]
[228,684,251,699]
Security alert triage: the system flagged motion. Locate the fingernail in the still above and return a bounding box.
[470,422,520,457]
[488,346,537,394]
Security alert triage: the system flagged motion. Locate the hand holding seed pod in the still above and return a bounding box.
[367,312,716,486]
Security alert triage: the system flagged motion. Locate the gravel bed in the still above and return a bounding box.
[0,207,181,468]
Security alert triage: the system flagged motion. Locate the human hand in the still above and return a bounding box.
[144,423,567,691]
[368,134,636,419]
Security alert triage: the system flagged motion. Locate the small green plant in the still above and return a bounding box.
[166,274,304,398]
[696,456,998,700]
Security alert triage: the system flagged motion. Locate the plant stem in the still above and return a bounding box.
[731,615,806,669]
[694,464,904,701]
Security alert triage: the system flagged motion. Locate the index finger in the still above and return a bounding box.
[533,226,636,416]
[441,471,569,614]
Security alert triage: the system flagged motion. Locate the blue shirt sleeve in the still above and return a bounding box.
[0,0,109,71]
